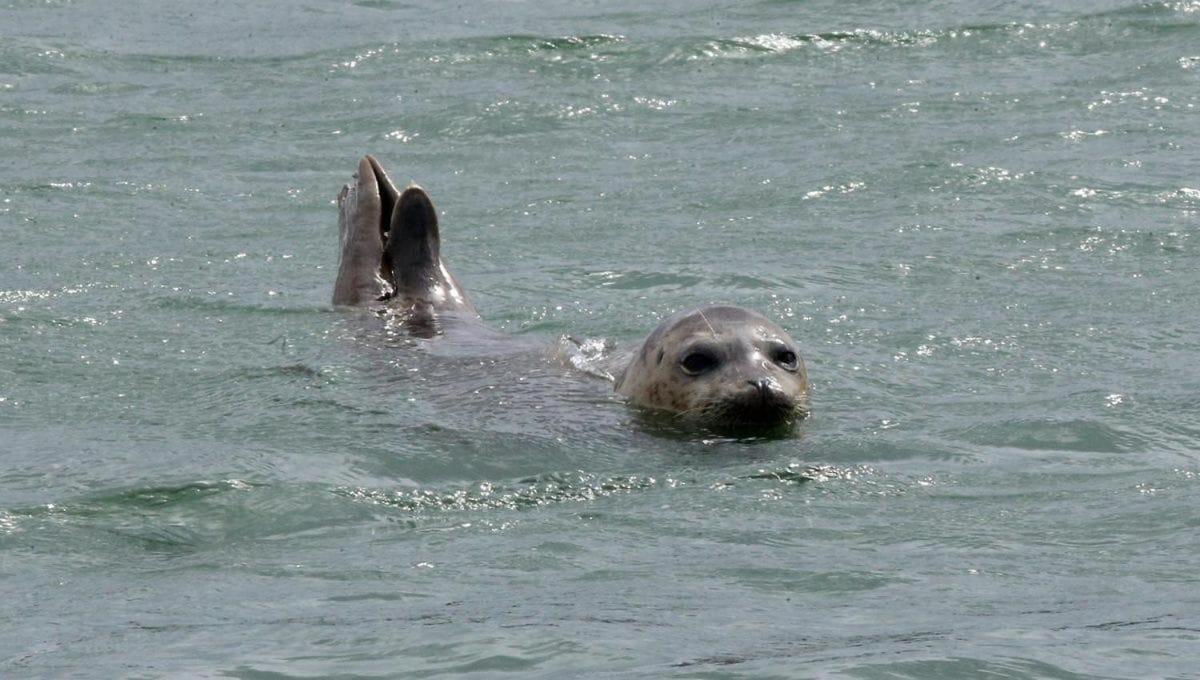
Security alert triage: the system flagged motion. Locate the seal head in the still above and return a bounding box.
[615,305,809,429]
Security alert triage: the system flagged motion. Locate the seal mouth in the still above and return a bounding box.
[692,381,802,429]
[718,401,797,426]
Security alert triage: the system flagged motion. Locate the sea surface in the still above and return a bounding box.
[3,1,1200,677]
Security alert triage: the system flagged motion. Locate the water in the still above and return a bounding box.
[3,0,1199,676]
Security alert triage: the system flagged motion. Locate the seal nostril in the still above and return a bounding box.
[748,378,770,396]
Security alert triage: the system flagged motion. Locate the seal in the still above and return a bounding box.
[613,305,809,428]
[331,156,810,428]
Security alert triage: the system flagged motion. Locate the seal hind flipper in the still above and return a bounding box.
[332,156,393,305]
[381,182,476,315]
[333,155,477,318]
[364,154,399,242]
[386,185,442,291]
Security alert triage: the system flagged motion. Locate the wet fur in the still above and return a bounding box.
[615,306,810,428]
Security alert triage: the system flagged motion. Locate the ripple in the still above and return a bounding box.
[337,462,888,515]
[0,283,102,306]
[151,294,327,315]
[842,656,1105,679]
[957,418,1145,455]
[49,81,146,96]
[330,34,625,71]
[747,463,874,484]
[0,38,80,76]
[503,34,627,55]
[338,471,661,513]
[0,510,20,535]
[349,0,410,8]
[5,480,262,519]
[662,23,1079,63]
[713,566,904,593]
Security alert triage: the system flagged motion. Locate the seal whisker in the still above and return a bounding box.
[696,308,718,339]
[673,403,712,420]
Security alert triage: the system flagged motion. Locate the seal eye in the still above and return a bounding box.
[772,348,799,371]
[680,351,719,376]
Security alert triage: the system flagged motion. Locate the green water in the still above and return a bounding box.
[2,1,1199,677]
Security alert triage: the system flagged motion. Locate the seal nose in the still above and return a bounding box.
[747,378,771,398]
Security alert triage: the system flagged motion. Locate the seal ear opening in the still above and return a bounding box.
[386,185,442,285]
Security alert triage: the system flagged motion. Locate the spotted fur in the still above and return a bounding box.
[615,305,809,428]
